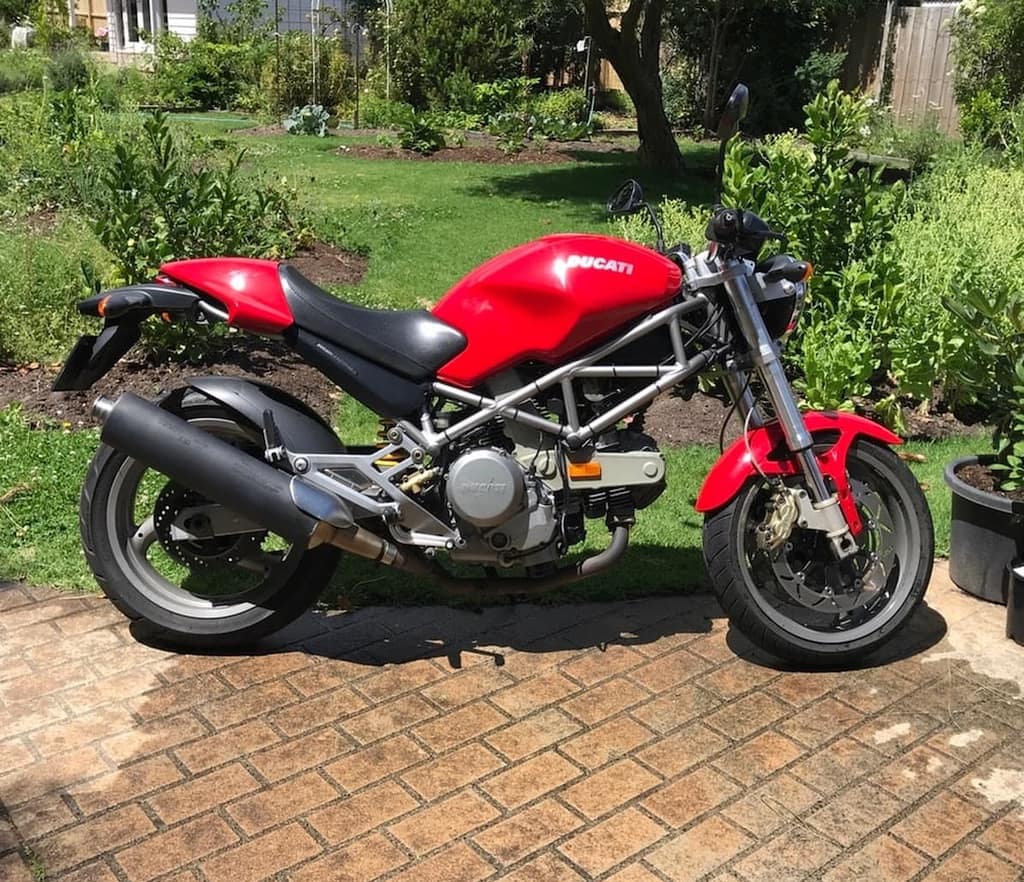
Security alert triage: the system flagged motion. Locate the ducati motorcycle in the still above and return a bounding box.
[55,85,933,665]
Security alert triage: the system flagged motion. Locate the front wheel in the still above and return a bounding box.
[80,398,341,649]
[702,440,933,667]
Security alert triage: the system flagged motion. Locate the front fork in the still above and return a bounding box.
[720,263,859,561]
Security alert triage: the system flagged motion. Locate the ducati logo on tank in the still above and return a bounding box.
[553,254,636,286]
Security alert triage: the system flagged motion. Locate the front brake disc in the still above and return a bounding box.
[766,478,896,613]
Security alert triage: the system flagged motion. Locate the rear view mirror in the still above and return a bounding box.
[606,179,645,216]
[717,84,749,143]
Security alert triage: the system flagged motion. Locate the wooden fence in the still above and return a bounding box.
[842,1,961,135]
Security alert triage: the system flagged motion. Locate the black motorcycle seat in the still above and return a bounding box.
[279,264,467,382]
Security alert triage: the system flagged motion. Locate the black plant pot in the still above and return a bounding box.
[945,455,1024,604]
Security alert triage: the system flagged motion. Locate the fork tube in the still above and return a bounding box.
[720,264,830,502]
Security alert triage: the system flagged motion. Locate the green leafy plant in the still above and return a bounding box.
[283,104,330,136]
[531,88,585,123]
[360,95,415,129]
[488,112,531,154]
[260,31,350,116]
[46,47,90,92]
[90,112,308,353]
[532,114,591,142]
[950,0,1024,144]
[0,49,49,94]
[397,114,446,154]
[944,241,1024,489]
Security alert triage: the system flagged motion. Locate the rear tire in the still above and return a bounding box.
[702,440,933,667]
[80,398,340,649]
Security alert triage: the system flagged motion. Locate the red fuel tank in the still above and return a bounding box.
[432,234,682,388]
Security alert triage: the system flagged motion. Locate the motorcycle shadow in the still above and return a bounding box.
[724,601,949,673]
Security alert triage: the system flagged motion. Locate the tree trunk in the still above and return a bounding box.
[583,0,683,172]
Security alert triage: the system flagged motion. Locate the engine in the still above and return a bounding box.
[444,447,559,566]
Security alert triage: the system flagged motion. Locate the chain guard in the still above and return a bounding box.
[153,483,266,569]
[759,478,896,614]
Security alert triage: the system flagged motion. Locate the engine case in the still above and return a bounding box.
[446,448,526,528]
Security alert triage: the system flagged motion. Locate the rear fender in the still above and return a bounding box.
[694,412,902,535]
[168,376,345,456]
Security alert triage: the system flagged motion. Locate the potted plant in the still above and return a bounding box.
[943,277,1024,602]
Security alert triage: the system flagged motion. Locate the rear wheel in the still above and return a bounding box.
[80,399,339,649]
[702,440,933,667]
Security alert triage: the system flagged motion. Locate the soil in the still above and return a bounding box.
[335,142,617,165]
[0,241,366,429]
[3,338,340,431]
[287,240,368,288]
[955,462,1024,502]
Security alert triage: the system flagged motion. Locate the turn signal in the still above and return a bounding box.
[568,461,602,480]
[96,295,111,317]
[800,262,815,282]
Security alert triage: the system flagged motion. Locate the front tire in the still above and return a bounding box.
[80,398,340,649]
[702,440,933,667]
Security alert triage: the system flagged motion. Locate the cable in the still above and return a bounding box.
[718,372,751,453]
[743,400,770,480]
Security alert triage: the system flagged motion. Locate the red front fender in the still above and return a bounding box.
[694,411,902,535]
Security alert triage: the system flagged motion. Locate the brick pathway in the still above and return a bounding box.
[2,562,1024,882]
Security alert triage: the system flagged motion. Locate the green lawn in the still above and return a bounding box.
[201,126,717,309]
[0,121,987,605]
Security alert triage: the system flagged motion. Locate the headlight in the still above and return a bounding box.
[753,276,806,341]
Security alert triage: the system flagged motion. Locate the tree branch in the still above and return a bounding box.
[620,0,645,40]
[639,0,664,71]
[582,0,619,54]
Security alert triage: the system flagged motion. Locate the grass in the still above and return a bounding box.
[0,117,986,607]
[206,126,716,310]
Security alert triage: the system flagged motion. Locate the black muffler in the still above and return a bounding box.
[94,393,346,547]
[94,393,433,574]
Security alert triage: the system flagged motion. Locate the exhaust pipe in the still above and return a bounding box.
[94,394,427,573]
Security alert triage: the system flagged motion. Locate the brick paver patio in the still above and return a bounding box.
[2,562,1023,882]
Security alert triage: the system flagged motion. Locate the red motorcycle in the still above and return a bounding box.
[56,86,933,665]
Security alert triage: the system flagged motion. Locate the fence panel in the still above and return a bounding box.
[889,2,960,133]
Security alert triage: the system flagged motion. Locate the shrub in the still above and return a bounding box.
[615,198,708,252]
[47,47,90,91]
[943,233,1024,488]
[531,88,585,123]
[662,59,702,131]
[596,89,633,115]
[888,149,1024,405]
[397,114,446,154]
[0,49,48,94]
[424,107,483,132]
[261,31,350,116]
[283,104,330,136]
[360,95,415,129]
[390,0,520,108]
[950,0,1024,144]
[92,112,307,286]
[531,114,590,142]
[722,82,911,420]
[152,32,267,110]
[488,112,530,154]
[471,76,536,120]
